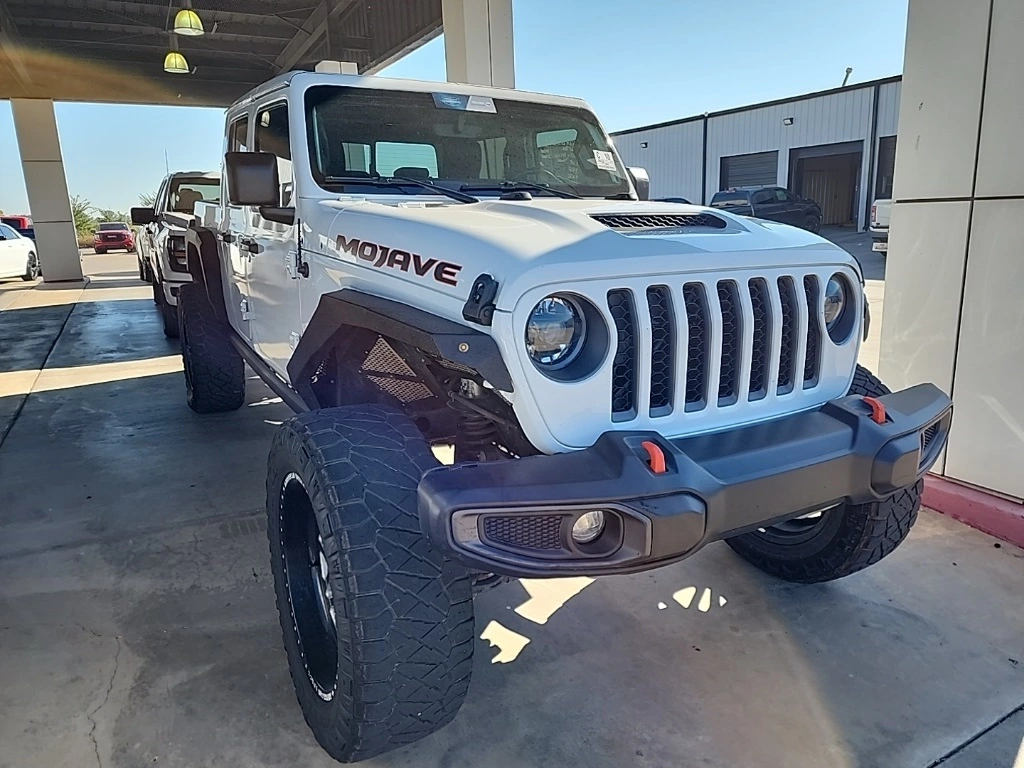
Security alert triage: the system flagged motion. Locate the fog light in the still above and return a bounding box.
[571,511,605,544]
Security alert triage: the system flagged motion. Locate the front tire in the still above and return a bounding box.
[154,284,179,338]
[726,365,921,583]
[177,283,244,413]
[267,405,474,763]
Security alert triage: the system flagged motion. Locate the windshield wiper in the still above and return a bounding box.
[322,175,477,204]
[459,181,581,200]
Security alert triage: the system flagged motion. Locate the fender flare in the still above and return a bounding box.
[288,290,514,409]
[184,225,228,325]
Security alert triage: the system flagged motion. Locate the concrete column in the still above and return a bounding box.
[442,0,514,87]
[879,0,1024,500]
[10,99,83,283]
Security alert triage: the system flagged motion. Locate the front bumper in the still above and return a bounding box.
[419,384,952,577]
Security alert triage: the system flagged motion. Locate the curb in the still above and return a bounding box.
[924,475,1024,548]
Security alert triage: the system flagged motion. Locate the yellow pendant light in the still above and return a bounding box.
[173,8,205,36]
[164,51,190,74]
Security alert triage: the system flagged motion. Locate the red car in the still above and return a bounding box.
[94,222,135,254]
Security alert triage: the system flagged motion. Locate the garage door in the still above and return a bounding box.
[720,151,778,189]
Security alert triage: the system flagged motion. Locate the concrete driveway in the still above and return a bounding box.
[1,254,1022,768]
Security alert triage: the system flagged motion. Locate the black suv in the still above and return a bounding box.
[710,186,821,233]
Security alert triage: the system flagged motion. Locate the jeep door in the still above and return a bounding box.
[247,98,301,378]
[221,112,255,343]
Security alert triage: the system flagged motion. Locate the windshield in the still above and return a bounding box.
[710,191,751,207]
[305,86,631,199]
[169,179,220,213]
[98,222,129,231]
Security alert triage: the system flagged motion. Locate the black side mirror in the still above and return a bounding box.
[627,167,650,201]
[225,151,281,207]
[131,207,157,225]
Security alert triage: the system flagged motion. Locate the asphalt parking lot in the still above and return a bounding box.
[1,251,1022,768]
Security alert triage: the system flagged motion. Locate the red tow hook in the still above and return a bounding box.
[862,396,887,424]
[641,440,668,474]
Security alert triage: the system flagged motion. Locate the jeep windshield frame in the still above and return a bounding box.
[305,85,632,200]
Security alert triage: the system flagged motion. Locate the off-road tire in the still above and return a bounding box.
[177,283,244,413]
[159,298,179,339]
[726,365,922,583]
[267,405,474,763]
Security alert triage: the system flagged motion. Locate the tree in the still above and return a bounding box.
[96,208,129,223]
[139,190,158,207]
[71,196,96,238]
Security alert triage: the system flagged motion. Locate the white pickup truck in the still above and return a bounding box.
[178,68,951,763]
[870,198,892,253]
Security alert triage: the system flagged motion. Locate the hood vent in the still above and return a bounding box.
[592,213,728,231]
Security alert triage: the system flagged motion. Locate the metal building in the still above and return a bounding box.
[612,76,902,231]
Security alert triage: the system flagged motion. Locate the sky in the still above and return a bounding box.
[0,0,909,215]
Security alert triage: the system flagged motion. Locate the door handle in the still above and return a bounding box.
[239,237,263,254]
[220,232,235,244]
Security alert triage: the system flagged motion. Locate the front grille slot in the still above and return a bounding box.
[592,213,728,230]
[608,289,638,418]
[482,515,563,551]
[777,277,799,395]
[803,275,821,387]
[921,422,940,452]
[683,283,710,410]
[748,278,771,401]
[646,286,674,415]
[716,281,742,405]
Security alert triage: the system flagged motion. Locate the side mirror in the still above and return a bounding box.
[131,207,157,225]
[627,167,650,201]
[225,151,281,207]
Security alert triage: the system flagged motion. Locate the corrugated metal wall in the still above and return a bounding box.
[614,78,904,229]
[611,120,704,202]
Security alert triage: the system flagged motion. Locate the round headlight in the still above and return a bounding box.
[823,275,848,331]
[525,296,585,368]
[571,510,605,544]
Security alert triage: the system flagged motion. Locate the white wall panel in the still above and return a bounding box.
[876,81,902,136]
[612,120,704,203]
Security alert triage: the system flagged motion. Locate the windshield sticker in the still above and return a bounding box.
[432,93,497,113]
[593,150,617,171]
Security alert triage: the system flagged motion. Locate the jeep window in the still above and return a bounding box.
[710,191,750,207]
[168,179,220,213]
[305,86,630,198]
[256,103,293,205]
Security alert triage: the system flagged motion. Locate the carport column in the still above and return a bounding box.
[880,0,1024,500]
[10,99,83,283]
[441,0,514,87]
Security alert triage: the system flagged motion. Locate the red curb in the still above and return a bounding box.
[924,475,1024,548]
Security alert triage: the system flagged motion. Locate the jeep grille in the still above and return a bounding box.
[607,274,824,417]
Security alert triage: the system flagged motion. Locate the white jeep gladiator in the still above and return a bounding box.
[179,70,952,763]
[131,171,220,337]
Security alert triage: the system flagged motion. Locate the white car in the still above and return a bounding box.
[177,69,952,763]
[131,171,220,337]
[870,198,892,253]
[0,222,40,281]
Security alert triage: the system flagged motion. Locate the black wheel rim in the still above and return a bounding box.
[757,504,841,545]
[280,474,338,698]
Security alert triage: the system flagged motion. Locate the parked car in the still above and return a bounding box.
[710,186,822,232]
[0,222,40,281]
[93,222,135,254]
[870,198,891,253]
[131,171,220,338]
[174,68,951,763]
[1,214,35,240]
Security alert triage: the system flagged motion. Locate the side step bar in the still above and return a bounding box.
[228,334,309,414]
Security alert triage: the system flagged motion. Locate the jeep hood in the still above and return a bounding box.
[308,196,852,309]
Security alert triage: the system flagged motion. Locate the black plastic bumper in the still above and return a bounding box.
[418,384,952,578]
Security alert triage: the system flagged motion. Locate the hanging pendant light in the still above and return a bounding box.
[173,7,205,36]
[164,51,190,74]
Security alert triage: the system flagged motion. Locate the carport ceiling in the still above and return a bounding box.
[0,0,442,106]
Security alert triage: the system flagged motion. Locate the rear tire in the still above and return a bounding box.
[177,283,244,413]
[267,405,474,762]
[726,365,921,583]
[21,251,39,281]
